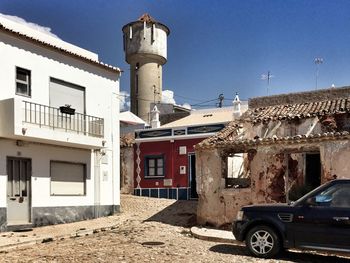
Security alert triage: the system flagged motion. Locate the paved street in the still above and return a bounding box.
[0,195,349,263]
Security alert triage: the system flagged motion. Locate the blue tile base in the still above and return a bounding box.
[133,187,191,200]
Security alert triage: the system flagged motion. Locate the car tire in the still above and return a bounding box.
[245,225,281,258]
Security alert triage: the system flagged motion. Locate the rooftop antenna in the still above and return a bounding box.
[314,57,323,90]
[261,71,274,95]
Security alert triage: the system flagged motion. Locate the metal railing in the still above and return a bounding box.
[23,101,104,137]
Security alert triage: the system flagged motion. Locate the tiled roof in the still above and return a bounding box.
[123,14,170,35]
[138,14,156,23]
[0,23,121,73]
[196,122,243,149]
[197,93,350,149]
[198,130,350,149]
[248,97,350,123]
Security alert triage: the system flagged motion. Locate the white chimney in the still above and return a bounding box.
[151,105,160,128]
[232,92,241,118]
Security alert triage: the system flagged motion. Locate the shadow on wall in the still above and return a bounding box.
[143,200,198,227]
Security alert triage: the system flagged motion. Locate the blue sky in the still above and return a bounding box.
[1,0,350,108]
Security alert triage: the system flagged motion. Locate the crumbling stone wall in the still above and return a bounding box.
[320,140,350,182]
[120,146,134,194]
[249,86,350,108]
[196,148,228,226]
[196,114,350,227]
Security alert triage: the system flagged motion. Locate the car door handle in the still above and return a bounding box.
[333,217,349,221]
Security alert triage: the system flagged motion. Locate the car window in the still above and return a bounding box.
[315,184,350,208]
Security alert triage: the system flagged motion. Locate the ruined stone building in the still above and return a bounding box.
[196,86,350,227]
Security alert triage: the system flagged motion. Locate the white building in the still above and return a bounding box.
[0,15,121,231]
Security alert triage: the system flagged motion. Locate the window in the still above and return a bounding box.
[16,67,31,96]
[145,155,164,177]
[314,184,350,208]
[49,78,85,114]
[225,152,250,188]
[50,161,86,196]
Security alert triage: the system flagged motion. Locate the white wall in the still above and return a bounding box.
[0,174,6,208]
[0,31,118,128]
[0,139,115,207]
[0,30,120,209]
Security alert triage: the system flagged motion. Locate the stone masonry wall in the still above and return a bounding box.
[120,147,134,194]
[249,86,350,108]
[320,140,350,182]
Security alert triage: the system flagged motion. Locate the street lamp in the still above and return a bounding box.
[314,58,323,90]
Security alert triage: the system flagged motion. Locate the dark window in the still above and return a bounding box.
[145,155,164,177]
[305,153,321,190]
[16,67,31,97]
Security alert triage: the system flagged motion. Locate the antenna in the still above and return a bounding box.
[314,57,323,90]
[261,71,274,95]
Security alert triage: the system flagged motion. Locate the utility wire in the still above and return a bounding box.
[173,94,206,102]
[191,98,218,106]
[117,93,220,107]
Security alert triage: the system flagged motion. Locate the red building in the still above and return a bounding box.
[133,103,245,200]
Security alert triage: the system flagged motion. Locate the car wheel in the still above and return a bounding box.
[245,225,280,258]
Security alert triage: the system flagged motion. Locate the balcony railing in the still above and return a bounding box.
[23,101,104,138]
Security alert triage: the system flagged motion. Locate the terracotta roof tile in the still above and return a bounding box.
[197,129,350,149]
[197,95,350,149]
[249,97,350,123]
[138,14,156,23]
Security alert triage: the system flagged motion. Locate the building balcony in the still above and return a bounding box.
[0,98,106,149]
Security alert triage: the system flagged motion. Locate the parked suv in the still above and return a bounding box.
[232,179,350,258]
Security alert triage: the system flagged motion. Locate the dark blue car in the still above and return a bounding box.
[232,179,350,258]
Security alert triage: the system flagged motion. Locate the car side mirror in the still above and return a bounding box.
[305,197,316,206]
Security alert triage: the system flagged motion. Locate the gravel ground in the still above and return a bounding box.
[0,195,349,263]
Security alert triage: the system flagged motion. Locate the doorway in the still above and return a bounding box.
[7,157,32,225]
[305,153,321,190]
[189,153,198,199]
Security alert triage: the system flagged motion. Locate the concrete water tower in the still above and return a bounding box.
[122,14,170,123]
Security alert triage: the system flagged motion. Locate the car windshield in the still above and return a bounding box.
[292,181,331,206]
[292,180,350,207]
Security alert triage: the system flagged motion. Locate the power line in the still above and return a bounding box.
[173,94,206,102]
[117,92,221,107]
[191,98,218,106]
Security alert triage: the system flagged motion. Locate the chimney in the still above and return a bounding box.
[232,92,241,118]
[151,105,160,128]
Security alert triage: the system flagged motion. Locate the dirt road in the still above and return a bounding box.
[0,195,348,262]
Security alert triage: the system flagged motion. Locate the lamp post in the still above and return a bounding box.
[314,58,323,90]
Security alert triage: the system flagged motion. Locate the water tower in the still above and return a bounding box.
[122,14,170,123]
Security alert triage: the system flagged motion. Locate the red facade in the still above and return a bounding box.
[134,138,204,199]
